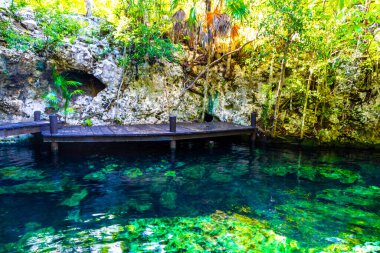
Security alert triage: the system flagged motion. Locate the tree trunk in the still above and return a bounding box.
[271,41,290,137]
[202,46,212,121]
[85,0,92,17]
[269,53,275,84]
[205,0,211,13]
[226,36,232,77]
[300,69,313,139]
[202,0,212,121]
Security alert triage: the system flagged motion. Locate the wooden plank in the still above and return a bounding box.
[91,126,103,136]
[98,126,114,136]
[41,122,256,143]
[43,128,253,143]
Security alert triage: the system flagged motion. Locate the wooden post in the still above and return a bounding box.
[34,111,41,121]
[49,115,58,134]
[170,148,176,166]
[49,114,59,153]
[251,112,257,128]
[169,116,177,150]
[170,116,176,132]
[51,142,59,153]
[250,112,257,143]
[170,140,176,150]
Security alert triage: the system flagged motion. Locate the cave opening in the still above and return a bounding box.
[204,113,214,122]
[61,71,106,97]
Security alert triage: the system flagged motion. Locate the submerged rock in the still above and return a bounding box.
[316,186,380,208]
[60,188,88,207]
[262,165,361,184]
[164,171,176,177]
[0,180,64,194]
[210,171,233,183]
[122,168,143,178]
[83,171,107,181]
[182,165,206,179]
[126,193,153,213]
[83,163,119,181]
[159,191,177,209]
[0,166,45,181]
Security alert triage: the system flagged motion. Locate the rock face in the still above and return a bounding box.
[0,7,259,126]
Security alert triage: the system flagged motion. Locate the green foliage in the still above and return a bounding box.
[225,0,249,21]
[44,91,59,111]
[34,8,82,52]
[115,23,179,68]
[260,84,274,131]
[83,118,93,126]
[207,91,219,115]
[45,66,83,120]
[0,20,34,51]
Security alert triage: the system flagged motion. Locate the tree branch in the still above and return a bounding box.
[173,40,253,111]
[179,40,253,97]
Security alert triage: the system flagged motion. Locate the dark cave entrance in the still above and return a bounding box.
[204,113,214,122]
[61,71,106,97]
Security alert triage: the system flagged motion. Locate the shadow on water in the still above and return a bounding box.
[0,137,379,250]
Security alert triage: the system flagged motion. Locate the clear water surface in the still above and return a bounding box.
[0,139,379,252]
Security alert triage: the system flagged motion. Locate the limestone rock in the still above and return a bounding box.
[21,19,38,31]
[0,6,260,127]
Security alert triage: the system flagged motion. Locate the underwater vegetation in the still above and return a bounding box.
[1,210,379,252]
[0,145,379,252]
[0,166,45,181]
[261,165,362,184]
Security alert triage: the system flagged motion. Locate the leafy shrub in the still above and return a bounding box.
[44,66,83,121]
[83,118,93,126]
[115,22,179,68]
[0,20,34,51]
[34,8,82,52]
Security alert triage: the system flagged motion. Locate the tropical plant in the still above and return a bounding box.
[44,66,84,121]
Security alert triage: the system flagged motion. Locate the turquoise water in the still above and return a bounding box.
[0,140,379,252]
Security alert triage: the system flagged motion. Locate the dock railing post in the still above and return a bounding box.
[170,116,176,132]
[169,116,177,150]
[250,112,257,143]
[49,114,59,153]
[34,111,41,121]
[251,112,257,128]
[49,114,58,134]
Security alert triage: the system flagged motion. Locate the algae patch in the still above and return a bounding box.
[262,165,361,184]
[0,166,45,181]
[60,189,88,207]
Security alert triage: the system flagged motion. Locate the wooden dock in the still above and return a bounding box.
[0,111,50,138]
[41,122,256,143]
[1,112,258,150]
[0,121,50,138]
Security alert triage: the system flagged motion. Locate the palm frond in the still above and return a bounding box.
[231,24,240,40]
[71,90,84,96]
[187,6,197,30]
[170,0,180,11]
[66,81,83,87]
[214,13,231,37]
[207,12,214,27]
[225,0,249,21]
